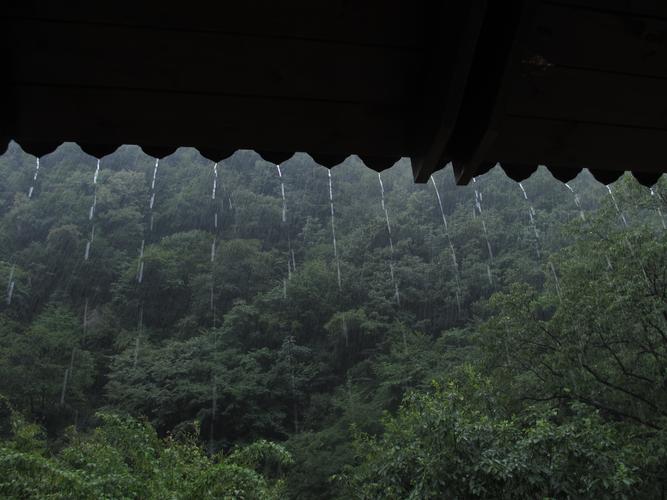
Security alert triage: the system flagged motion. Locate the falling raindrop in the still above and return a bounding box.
[5,264,15,305]
[650,188,666,230]
[328,170,342,290]
[27,157,40,199]
[430,176,462,313]
[209,162,220,326]
[378,173,400,304]
[212,163,218,200]
[549,261,562,301]
[518,182,540,258]
[277,164,287,223]
[137,239,145,283]
[84,159,101,260]
[276,164,296,287]
[93,159,100,185]
[473,177,495,284]
[606,185,628,227]
[565,183,586,221]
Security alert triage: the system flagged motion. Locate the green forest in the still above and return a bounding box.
[0,142,666,498]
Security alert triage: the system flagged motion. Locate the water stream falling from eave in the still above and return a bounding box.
[605,184,650,286]
[65,157,102,404]
[378,173,400,305]
[84,159,101,261]
[518,181,541,259]
[277,164,296,299]
[650,187,667,230]
[472,177,494,285]
[328,169,342,291]
[430,175,462,314]
[134,157,161,370]
[210,162,219,326]
[7,156,44,305]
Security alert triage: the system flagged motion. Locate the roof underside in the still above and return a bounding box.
[2,1,667,186]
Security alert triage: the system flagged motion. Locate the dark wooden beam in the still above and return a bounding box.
[4,18,423,105]
[448,0,534,185]
[6,84,409,160]
[409,2,487,183]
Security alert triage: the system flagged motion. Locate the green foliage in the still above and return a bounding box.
[0,408,290,499]
[0,143,666,497]
[340,372,639,499]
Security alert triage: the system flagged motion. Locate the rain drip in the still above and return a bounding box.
[27,157,40,199]
[276,164,296,297]
[549,261,562,301]
[134,158,160,367]
[69,158,101,404]
[212,162,218,200]
[7,156,44,306]
[378,173,400,305]
[566,182,616,271]
[137,240,145,283]
[149,158,160,232]
[518,182,541,259]
[277,164,287,223]
[650,188,666,230]
[328,170,342,290]
[430,176,461,314]
[565,183,586,221]
[472,177,494,284]
[210,162,220,327]
[606,185,628,227]
[5,264,15,306]
[139,159,160,283]
[606,255,614,271]
[74,158,101,404]
[84,159,100,261]
[606,185,650,287]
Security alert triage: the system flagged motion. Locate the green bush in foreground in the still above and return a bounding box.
[338,371,646,499]
[0,401,292,499]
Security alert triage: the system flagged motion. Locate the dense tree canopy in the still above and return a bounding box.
[0,142,666,498]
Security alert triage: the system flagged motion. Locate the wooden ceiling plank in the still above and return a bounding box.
[507,67,667,130]
[485,115,667,173]
[8,84,408,157]
[3,0,426,49]
[5,18,422,104]
[409,2,488,183]
[530,3,667,79]
[548,0,667,20]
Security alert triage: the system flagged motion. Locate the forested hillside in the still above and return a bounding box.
[0,142,666,498]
